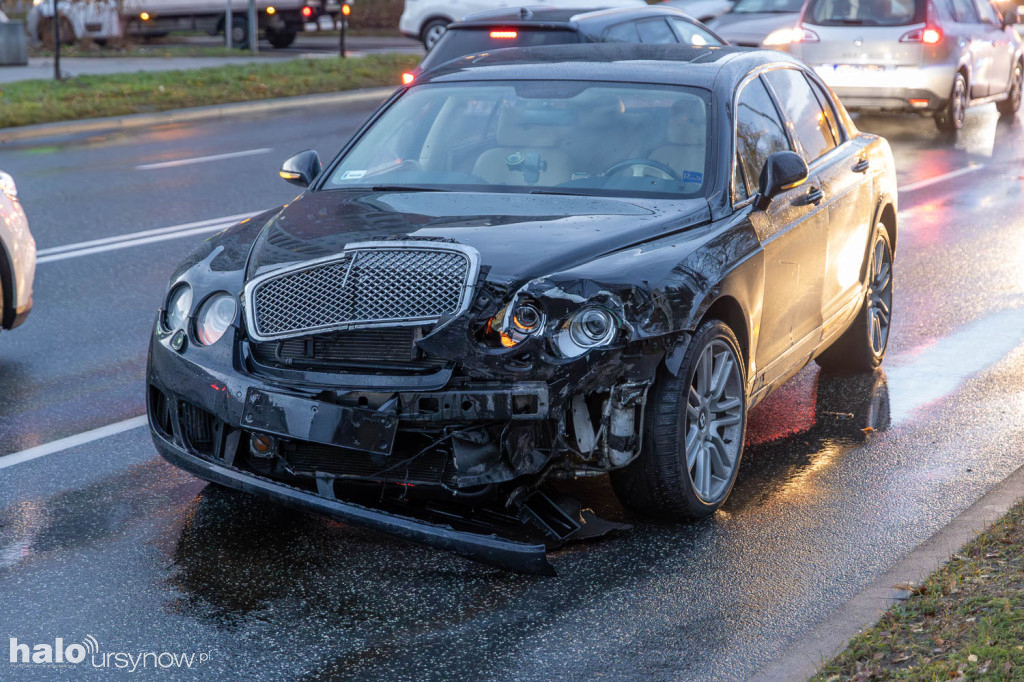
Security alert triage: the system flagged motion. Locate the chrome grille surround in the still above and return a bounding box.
[243,241,480,342]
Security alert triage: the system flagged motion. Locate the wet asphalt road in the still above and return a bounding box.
[0,98,1023,680]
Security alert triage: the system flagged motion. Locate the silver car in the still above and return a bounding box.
[0,171,36,333]
[776,0,1023,131]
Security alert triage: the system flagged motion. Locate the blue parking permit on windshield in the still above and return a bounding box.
[683,171,703,183]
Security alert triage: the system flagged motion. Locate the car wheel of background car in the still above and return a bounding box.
[935,72,968,133]
[610,319,746,519]
[816,224,893,374]
[421,19,448,50]
[997,62,1022,116]
[267,28,297,48]
[38,15,75,47]
[230,18,249,49]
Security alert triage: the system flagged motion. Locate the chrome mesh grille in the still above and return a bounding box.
[248,244,474,340]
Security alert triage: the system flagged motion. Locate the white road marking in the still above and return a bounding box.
[900,165,983,193]
[135,148,273,171]
[0,416,147,471]
[36,211,260,264]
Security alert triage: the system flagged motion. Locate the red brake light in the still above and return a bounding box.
[922,27,941,43]
[901,0,942,43]
[301,6,312,17]
[401,72,415,85]
[489,30,518,39]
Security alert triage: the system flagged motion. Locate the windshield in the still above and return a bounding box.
[731,0,805,13]
[805,0,923,25]
[419,28,581,72]
[324,81,712,199]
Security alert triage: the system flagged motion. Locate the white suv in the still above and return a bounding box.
[0,171,35,335]
[400,0,647,48]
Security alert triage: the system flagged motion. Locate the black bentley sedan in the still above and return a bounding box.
[148,44,897,575]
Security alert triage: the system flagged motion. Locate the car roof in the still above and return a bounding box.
[416,42,803,90]
[453,4,701,30]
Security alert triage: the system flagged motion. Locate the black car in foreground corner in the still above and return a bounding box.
[148,44,898,575]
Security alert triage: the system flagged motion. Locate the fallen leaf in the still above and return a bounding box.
[968,654,978,663]
[862,426,875,434]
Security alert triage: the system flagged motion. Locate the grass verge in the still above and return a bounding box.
[0,53,416,129]
[813,499,1024,681]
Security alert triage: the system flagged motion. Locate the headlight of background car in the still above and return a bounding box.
[163,283,192,332]
[194,293,237,346]
[554,307,618,358]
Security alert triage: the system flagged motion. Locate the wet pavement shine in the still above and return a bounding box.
[0,98,1022,680]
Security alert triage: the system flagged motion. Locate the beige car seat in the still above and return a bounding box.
[650,98,708,189]
[472,105,572,186]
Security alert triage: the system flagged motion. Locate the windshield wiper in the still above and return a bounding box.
[369,185,449,192]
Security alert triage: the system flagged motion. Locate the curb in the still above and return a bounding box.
[749,460,1024,681]
[0,86,396,145]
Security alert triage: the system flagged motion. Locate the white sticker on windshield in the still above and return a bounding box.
[340,170,366,180]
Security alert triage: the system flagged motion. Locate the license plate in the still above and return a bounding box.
[242,388,397,455]
[826,64,884,73]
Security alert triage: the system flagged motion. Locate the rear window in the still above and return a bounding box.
[419,28,581,71]
[804,0,925,26]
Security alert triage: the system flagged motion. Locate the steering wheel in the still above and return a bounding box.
[602,158,684,183]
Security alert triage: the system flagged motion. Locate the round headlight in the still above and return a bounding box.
[555,307,618,358]
[164,283,192,332]
[194,293,237,346]
[512,300,544,334]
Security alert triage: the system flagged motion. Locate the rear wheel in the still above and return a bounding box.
[816,224,893,373]
[267,28,297,48]
[997,61,1022,116]
[935,72,967,132]
[421,19,448,50]
[225,17,249,49]
[610,320,746,519]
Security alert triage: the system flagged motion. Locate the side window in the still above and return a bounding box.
[950,0,980,23]
[604,22,641,42]
[974,0,1000,24]
[764,68,836,163]
[668,17,719,45]
[807,76,843,145]
[735,76,791,201]
[636,18,678,44]
[734,152,750,199]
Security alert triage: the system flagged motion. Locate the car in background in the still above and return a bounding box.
[662,0,734,23]
[400,0,646,48]
[706,0,804,45]
[148,43,897,574]
[779,0,1023,131]
[0,172,35,336]
[404,5,726,83]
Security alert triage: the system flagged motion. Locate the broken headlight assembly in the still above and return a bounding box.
[489,298,546,348]
[553,306,618,358]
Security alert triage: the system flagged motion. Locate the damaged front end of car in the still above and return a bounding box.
[148,219,697,575]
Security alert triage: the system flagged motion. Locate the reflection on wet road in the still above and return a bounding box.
[0,102,1023,680]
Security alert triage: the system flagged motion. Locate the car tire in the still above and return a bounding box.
[935,72,967,132]
[421,19,448,50]
[996,61,1022,116]
[267,28,297,49]
[610,319,747,519]
[816,223,893,374]
[228,17,249,49]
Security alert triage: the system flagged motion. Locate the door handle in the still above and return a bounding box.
[852,158,870,173]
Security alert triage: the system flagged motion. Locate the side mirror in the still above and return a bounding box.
[755,150,808,210]
[278,150,322,188]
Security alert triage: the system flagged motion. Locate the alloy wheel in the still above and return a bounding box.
[424,24,446,49]
[685,339,744,503]
[952,76,966,128]
[866,235,893,356]
[1011,66,1022,111]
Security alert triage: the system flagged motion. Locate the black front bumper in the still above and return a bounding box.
[152,433,555,575]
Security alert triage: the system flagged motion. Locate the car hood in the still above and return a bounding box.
[245,190,710,287]
[707,12,798,44]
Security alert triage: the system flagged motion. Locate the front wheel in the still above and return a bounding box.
[267,28,297,49]
[997,62,1022,116]
[935,72,967,133]
[816,224,893,373]
[610,320,747,519]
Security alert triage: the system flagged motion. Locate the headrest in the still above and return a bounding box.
[496,105,573,147]
[666,98,707,145]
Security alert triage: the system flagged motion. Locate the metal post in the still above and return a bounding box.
[248,0,257,53]
[52,0,61,81]
[225,0,232,48]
